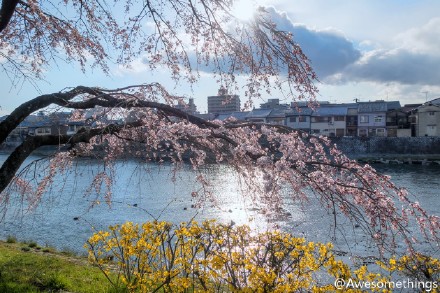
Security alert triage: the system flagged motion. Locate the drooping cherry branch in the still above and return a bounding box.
[1,85,439,255]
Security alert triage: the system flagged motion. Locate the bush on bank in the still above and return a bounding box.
[85,220,440,292]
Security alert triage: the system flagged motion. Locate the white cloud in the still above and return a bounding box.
[394,17,440,55]
[265,2,440,88]
[342,48,440,85]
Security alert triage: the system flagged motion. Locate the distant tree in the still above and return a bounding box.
[0,0,439,256]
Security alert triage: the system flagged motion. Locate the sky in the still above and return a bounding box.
[1,0,440,114]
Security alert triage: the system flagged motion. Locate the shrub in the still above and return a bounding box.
[6,236,17,243]
[28,241,38,248]
[380,253,440,282]
[87,220,440,292]
[86,220,364,292]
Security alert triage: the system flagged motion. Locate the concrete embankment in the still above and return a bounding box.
[330,136,440,165]
[2,136,440,165]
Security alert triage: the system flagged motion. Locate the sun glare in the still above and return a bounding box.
[231,0,257,22]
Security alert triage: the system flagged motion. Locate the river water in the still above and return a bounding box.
[0,153,439,258]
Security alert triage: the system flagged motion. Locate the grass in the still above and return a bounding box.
[0,240,126,293]
[5,236,17,244]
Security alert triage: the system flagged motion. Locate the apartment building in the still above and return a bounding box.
[207,87,240,114]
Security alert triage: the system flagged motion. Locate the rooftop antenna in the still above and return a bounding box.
[421,91,429,102]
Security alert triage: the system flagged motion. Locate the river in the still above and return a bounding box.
[0,153,439,258]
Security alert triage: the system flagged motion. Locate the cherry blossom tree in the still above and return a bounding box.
[0,0,439,256]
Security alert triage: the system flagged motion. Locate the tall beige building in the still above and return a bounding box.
[416,101,440,136]
[207,87,240,114]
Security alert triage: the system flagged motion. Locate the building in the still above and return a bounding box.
[215,111,249,122]
[416,100,440,136]
[207,87,240,114]
[245,109,272,123]
[310,105,348,137]
[357,101,400,137]
[386,104,420,137]
[285,107,312,132]
[260,99,289,109]
[266,109,287,125]
[174,97,198,114]
[346,104,358,136]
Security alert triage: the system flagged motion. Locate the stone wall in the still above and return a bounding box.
[330,136,440,157]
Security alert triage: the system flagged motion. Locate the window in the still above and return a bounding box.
[359,115,369,123]
[312,116,329,123]
[426,125,437,136]
[359,129,367,136]
[298,116,307,122]
[289,117,296,122]
[334,116,345,121]
[429,112,435,116]
[376,128,385,137]
[374,116,383,123]
[347,116,357,126]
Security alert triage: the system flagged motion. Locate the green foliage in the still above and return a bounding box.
[27,241,37,248]
[0,240,123,293]
[6,236,17,243]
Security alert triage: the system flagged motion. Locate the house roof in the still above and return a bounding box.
[194,113,216,121]
[246,109,272,118]
[399,104,422,113]
[216,111,249,121]
[357,101,401,113]
[426,97,440,105]
[21,121,51,128]
[267,108,287,118]
[285,107,313,116]
[312,105,348,116]
[291,101,330,108]
[67,121,86,126]
[387,101,401,110]
[416,103,440,112]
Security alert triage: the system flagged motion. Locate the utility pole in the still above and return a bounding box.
[422,91,429,102]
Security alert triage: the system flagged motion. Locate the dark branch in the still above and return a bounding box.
[0,122,140,194]
[0,86,98,145]
[0,0,19,32]
[64,94,219,130]
[0,85,220,147]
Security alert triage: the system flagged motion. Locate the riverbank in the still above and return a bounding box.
[0,238,120,292]
[355,154,440,165]
[330,136,440,156]
[2,136,440,165]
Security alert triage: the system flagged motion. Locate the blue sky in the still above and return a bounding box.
[1,0,440,114]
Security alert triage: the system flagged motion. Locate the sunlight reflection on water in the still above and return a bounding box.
[0,154,439,258]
